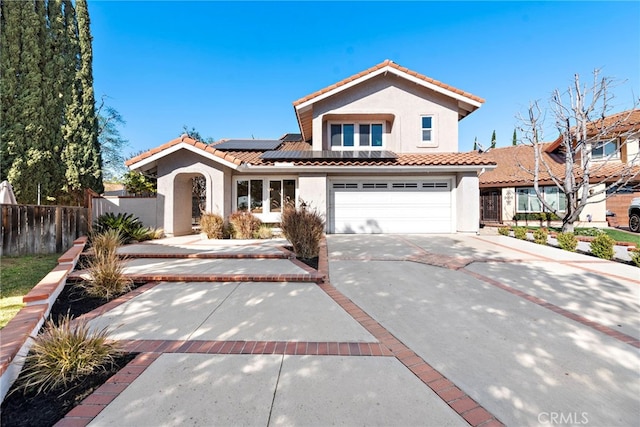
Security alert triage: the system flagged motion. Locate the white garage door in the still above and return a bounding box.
[329,179,453,234]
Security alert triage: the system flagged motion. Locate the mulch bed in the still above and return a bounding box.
[1,283,140,427]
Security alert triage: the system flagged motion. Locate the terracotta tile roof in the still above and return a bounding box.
[546,109,640,152]
[293,59,485,106]
[479,144,562,187]
[125,135,245,167]
[480,143,640,187]
[280,152,495,167]
[126,133,493,170]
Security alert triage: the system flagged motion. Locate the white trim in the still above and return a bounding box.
[295,65,483,111]
[128,142,241,171]
[244,164,494,174]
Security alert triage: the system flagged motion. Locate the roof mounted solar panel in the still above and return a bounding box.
[280,133,303,142]
[214,139,282,151]
[261,150,397,160]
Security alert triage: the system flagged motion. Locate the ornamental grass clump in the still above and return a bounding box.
[228,211,262,239]
[631,249,640,268]
[18,315,122,396]
[533,228,548,245]
[84,230,131,300]
[91,229,122,258]
[557,232,578,252]
[280,202,325,259]
[200,213,225,239]
[254,224,273,239]
[590,233,615,260]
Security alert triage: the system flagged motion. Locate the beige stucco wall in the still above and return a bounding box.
[311,74,460,153]
[455,173,479,233]
[499,183,608,228]
[624,134,639,165]
[156,149,229,236]
[92,197,159,229]
[298,174,328,227]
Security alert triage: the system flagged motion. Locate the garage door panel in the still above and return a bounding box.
[330,180,453,234]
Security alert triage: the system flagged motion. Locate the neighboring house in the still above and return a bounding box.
[126,60,495,236]
[479,110,640,227]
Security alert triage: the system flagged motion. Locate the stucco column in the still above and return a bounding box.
[456,172,480,233]
[298,174,328,229]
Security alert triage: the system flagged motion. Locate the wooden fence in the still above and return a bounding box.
[1,204,88,256]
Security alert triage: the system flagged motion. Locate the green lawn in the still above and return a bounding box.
[599,229,640,246]
[0,253,61,328]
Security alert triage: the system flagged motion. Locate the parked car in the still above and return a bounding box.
[629,197,640,232]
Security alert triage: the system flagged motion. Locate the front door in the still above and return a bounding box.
[480,190,501,223]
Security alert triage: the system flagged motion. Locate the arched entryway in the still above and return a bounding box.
[172,172,208,235]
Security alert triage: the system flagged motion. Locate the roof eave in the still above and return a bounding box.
[242,164,496,174]
[127,142,243,172]
[294,65,484,112]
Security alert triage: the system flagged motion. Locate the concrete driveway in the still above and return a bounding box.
[327,234,640,427]
[57,234,639,427]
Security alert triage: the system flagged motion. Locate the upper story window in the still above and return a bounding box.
[591,139,619,161]
[421,116,433,143]
[330,123,383,150]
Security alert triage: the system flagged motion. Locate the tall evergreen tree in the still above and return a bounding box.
[2,0,103,204]
[5,0,52,203]
[62,0,103,202]
[512,129,517,146]
[490,130,497,148]
[0,0,23,180]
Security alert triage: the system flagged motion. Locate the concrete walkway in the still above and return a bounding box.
[55,234,639,427]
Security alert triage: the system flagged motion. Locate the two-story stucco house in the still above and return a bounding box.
[126,60,495,236]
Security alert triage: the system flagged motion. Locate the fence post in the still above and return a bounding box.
[55,206,63,253]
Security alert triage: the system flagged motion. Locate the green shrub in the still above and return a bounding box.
[590,233,615,260]
[254,224,273,239]
[18,315,121,396]
[498,227,510,236]
[631,249,640,267]
[93,212,151,244]
[557,232,578,252]
[513,227,527,240]
[200,213,225,239]
[228,211,262,239]
[533,228,548,245]
[513,212,561,221]
[280,203,325,259]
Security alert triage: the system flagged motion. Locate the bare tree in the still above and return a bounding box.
[518,70,639,232]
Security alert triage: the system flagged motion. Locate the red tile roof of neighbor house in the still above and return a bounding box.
[126,134,495,169]
[292,59,486,106]
[545,109,640,152]
[479,143,640,188]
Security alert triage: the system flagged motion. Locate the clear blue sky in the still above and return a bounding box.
[90,1,640,158]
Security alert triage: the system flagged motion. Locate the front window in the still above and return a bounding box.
[421,116,433,142]
[269,179,296,212]
[330,122,383,149]
[516,187,566,213]
[236,178,296,217]
[591,139,619,160]
[237,180,263,213]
